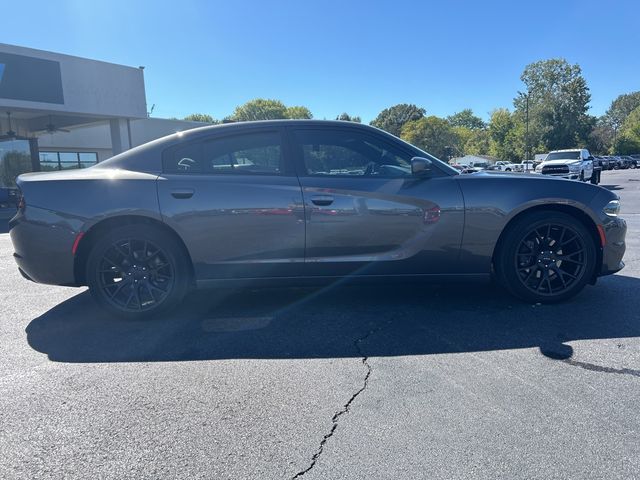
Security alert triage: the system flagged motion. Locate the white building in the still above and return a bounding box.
[0,43,207,192]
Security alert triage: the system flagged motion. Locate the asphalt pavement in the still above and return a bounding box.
[1,169,639,479]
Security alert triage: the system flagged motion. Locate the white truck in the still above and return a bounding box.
[535,149,597,183]
[493,161,516,171]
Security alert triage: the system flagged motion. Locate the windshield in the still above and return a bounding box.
[546,151,581,161]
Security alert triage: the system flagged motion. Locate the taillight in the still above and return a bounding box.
[17,190,25,211]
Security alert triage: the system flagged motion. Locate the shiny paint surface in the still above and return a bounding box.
[297,175,464,276]
[157,173,306,279]
[8,120,626,287]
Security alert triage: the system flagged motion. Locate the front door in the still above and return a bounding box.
[288,126,465,277]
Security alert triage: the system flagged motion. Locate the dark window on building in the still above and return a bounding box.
[38,151,98,170]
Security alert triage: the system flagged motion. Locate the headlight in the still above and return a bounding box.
[568,162,581,171]
[603,200,620,217]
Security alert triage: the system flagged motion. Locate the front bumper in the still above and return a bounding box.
[600,216,626,276]
[540,172,580,180]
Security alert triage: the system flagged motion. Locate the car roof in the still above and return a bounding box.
[547,148,585,153]
[174,119,381,136]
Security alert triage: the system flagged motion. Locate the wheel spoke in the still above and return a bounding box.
[552,266,568,289]
[134,285,143,310]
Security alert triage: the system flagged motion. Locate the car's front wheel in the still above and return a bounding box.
[495,211,597,303]
[86,224,191,319]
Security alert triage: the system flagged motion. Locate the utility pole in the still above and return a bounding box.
[518,91,530,160]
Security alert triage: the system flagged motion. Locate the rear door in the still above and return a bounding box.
[157,128,305,280]
[288,126,465,277]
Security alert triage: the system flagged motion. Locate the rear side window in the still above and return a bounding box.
[163,131,282,175]
[164,143,203,173]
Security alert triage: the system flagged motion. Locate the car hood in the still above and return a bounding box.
[539,159,581,167]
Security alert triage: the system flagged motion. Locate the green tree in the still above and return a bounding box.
[336,113,361,123]
[230,99,313,121]
[400,116,459,160]
[613,106,640,154]
[447,109,486,130]
[230,99,289,121]
[370,103,426,136]
[285,106,313,119]
[462,128,491,156]
[488,109,524,162]
[587,118,615,155]
[183,113,218,123]
[0,150,32,188]
[515,58,592,151]
[604,91,640,134]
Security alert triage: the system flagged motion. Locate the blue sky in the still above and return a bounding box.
[3,0,638,122]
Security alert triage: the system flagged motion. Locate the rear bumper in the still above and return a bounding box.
[9,207,79,286]
[599,216,626,276]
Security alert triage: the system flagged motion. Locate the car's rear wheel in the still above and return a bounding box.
[86,224,190,319]
[495,211,597,303]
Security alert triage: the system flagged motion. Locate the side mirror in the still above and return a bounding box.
[587,156,594,161]
[411,157,432,176]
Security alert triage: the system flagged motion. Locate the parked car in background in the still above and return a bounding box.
[535,149,595,183]
[609,155,624,170]
[620,156,637,169]
[0,188,18,209]
[519,160,537,172]
[493,161,516,172]
[9,120,626,318]
[596,156,612,170]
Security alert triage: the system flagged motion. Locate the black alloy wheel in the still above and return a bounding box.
[515,224,587,297]
[97,238,173,311]
[496,211,597,303]
[86,224,190,319]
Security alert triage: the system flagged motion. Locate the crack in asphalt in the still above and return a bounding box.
[561,359,640,378]
[291,327,379,479]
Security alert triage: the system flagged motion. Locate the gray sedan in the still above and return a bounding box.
[9,120,626,318]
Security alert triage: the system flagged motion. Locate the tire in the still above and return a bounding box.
[579,171,585,181]
[86,224,191,319]
[495,211,597,303]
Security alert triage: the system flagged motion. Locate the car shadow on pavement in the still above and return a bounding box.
[26,275,640,363]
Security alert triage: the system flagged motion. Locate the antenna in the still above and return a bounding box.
[148,104,156,117]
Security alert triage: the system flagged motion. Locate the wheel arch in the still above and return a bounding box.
[492,204,602,282]
[73,215,195,286]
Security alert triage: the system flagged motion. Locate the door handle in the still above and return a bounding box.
[310,195,334,206]
[171,189,194,199]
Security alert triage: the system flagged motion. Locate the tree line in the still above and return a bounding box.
[181,58,640,162]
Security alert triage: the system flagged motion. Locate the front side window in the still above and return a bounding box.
[293,129,412,177]
[163,131,282,175]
